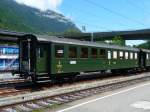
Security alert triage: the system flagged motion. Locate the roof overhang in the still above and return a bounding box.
[0,29,25,41]
[0,29,36,42]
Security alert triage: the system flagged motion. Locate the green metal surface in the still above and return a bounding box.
[51,59,138,74]
[50,43,139,75]
[146,59,150,67]
[36,44,48,73]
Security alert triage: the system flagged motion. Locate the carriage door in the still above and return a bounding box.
[139,51,146,68]
[36,43,49,73]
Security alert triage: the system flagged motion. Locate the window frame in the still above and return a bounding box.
[113,51,118,59]
[54,45,64,59]
[68,46,77,59]
[119,51,124,59]
[37,47,44,58]
[99,49,106,59]
[130,52,133,60]
[147,53,149,60]
[134,52,138,60]
[91,48,98,58]
[107,50,112,59]
[80,47,89,59]
[125,52,129,59]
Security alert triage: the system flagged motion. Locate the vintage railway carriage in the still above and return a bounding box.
[20,35,140,83]
[0,30,149,83]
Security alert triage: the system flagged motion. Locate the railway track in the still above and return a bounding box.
[0,74,123,98]
[0,78,30,87]
[0,88,30,98]
[0,72,150,112]
[0,71,138,98]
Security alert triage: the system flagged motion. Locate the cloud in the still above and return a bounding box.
[14,0,63,11]
[66,13,74,21]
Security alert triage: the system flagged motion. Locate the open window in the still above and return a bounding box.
[99,49,106,58]
[147,53,149,60]
[69,46,77,58]
[113,51,117,59]
[81,47,88,58]
[55,45,64,58]
[119,51,124,59]
[108,51,111,59]
[37,47,44,58]
[91,48,98,58]
[130,52,133,59]
[134,53,138,59]
[125,52,129,59]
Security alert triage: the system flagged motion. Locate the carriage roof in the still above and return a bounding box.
[36,35,140,52]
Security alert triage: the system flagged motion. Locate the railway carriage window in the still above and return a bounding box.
[147,53,149,60]
[37,47,44,58]
[69,46,77,58]
[55,45,64,58]
[91,48,98,58]
[113,51,117,59]
[125,52,129,59]
[130,52,133,59]
[119,51,124,59]
[99,49,106,58]
[107,51,111,59]
[81,47,88,58]
[134,53,138,59]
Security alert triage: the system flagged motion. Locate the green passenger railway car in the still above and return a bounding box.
[1,30,150,83]
[14,35,149,83]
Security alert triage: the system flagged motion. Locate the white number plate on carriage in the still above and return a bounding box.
[70,61,77,64]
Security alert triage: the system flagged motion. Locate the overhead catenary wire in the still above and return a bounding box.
[83,0,147,27]
[63,2,133,31]
[125,0,150,15]
[61,7,112,32]
[61,5,112,31]
[75,19,111,32]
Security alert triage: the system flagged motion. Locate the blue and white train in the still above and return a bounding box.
[0,46,19,71]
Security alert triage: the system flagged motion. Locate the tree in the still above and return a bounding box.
[112,36,125,46]
[48,32,61,36]
[64,28,81,35]
[136,41,150,49]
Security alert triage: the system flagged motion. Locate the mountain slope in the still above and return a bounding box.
[136,41,150,49]
[0,0,79,33]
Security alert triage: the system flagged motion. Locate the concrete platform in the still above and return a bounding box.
[57,80,150,112]
[0,72,150,107]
